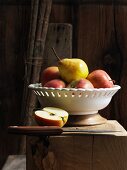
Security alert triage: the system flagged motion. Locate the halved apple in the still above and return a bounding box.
[35,107,69,127]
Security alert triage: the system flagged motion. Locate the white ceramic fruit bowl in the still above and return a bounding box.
[29,83,121,115]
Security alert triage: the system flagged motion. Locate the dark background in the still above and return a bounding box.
[0,0,127,168]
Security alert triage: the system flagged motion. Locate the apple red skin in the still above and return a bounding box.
[67,78,94,89]
[87,70,114,88]
[40,66,60,86]
[44,79,66,88]
[75,79,94,88]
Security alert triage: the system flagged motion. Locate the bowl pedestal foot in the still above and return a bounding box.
[66,114,107,126]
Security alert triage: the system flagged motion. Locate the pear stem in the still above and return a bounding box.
[51,47,61,61]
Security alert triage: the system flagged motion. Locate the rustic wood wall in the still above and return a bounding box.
[0,1,31,168]
[0,0,127,168]
[50,0,127,127]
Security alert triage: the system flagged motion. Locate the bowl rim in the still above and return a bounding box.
[28,83,121,92]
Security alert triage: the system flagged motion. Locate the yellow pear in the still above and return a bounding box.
[58,58,89,83]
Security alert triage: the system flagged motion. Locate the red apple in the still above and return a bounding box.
[44,79,66,88]
[35,107,69,127]
[40,66,60,86]
[87,69,114,88]
[67,78,94,89]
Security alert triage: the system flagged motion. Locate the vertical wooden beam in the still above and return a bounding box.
[21,0,52,126]
[20,0,52,154]
[26,22,72,170]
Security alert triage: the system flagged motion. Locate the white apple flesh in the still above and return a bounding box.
[35,107,69,127]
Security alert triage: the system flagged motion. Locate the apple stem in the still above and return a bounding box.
[109,79,116,84]
[51,47,61,61]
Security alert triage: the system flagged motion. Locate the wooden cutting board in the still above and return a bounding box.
[8,120,127,136]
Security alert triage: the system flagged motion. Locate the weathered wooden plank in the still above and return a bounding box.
[26,121,127,170]
[0,4,30,169]
[26,21,72,170]
[63,0,127,4]
[75,4,114,71]
[50,3,72,23]
[1,0,127,5]
[0,1,30,5]
[42,23,72,68]
[1,1,127,169]
[113,4,127,129]
[93,136,127,170]
[48,136,93,170]
[22,0,52,126]
[73,3,122,121]
[62,120,127,136]
[19,0,52,155]
[8,120,127,136]
[2,155,26,170]
[26,135,93,170]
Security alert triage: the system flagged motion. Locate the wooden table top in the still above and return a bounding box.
[8,120,127,136]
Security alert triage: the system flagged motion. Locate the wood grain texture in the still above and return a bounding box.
[2,155,26,170]
[26,22,72,170]
[50,3,72,23]
[26,136,51,170]
[21,0,52,125]
[43,23,72,68]
[93,136,127,170]
[20,0,52,155]
[1,0,127,168]
[63,120,127,136]
[0,0,127,5]
[73,3,123,122]
[26,127,127,170]
[113,4,127,129]
[0,4,30,169]
[76,4,114,73]
[1,0,127,5]
[53,0,127,4]
[26,136,93,170]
